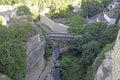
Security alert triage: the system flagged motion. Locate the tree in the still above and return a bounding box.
[69,13,87,34]
[115,10,120,24]
[100,0,113,8]
[81,0,104,17]
[80,40,100,65]
[99,24,119,47]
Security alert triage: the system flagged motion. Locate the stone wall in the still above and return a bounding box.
[112,30,120,80]
[26,34,46,80]
[40,15,69,33]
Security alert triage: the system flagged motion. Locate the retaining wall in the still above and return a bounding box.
[40,15,69,33]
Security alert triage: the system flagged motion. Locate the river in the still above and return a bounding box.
[53,47,61,80]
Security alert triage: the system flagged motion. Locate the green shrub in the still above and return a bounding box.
[81,0,104,17]
[41,26,53,59]
[101,0,113,7]
[69,13,87,34]
[0,0,27,5]
[60,54,83,80]
[80,40,100,65]
[0,16,3,25]
[0,23,34,80]
[17,5,32,16]
[99,24,119,47]
[44,37,53,59]
[49,4,69,18]
[85,66,93,80]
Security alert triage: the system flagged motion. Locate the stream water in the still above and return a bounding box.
[53,47,61,80]
[54,47,60,60]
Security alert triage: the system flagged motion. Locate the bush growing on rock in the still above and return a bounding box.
[0,23,34,80]
[0,16,3,25]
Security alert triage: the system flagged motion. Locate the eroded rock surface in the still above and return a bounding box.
[94,50,112,80]
[112,30,120,80]
[26,34,46,80]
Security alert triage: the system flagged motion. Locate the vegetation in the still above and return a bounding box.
[49,4,69,18]
[115,10,120,24]
[81,0,104,17]
[0,0,27,4]
[60,54,82,80]
[85,66,93,80]
[93,43,114,74]
[44,37,53,59]
[80,40,100,65]
[61,23,119,80]
[101,0,113,8]
[0,0,119,80]
[68,13,87,34]
[17,5,32,16]
[62,8,119,80]
[0,23,35,80]
[0,16,3,25]
[40,25,53,60]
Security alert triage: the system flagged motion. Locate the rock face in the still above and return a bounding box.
[94,50,112,80]
[112,30,120,80]
[26,34,46,80]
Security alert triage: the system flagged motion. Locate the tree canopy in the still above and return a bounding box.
[81,0,104,17]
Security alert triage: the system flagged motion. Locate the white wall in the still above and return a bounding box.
[104,13,116,24]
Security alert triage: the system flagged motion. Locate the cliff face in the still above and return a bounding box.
[0,5,47,80]
[112,30,120,80]
[94,50,112,80]
[94,30,120,80]
[26,34,45,80]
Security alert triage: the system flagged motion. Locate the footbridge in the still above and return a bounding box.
[47,32,82,40]
[40,13,81,40]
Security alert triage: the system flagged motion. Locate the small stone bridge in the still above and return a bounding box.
[40,13,82,40]
[47,32,82,40]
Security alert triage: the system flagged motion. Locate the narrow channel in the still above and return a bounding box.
[53,46,61,80]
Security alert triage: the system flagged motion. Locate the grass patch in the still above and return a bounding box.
[85,66,93,80]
